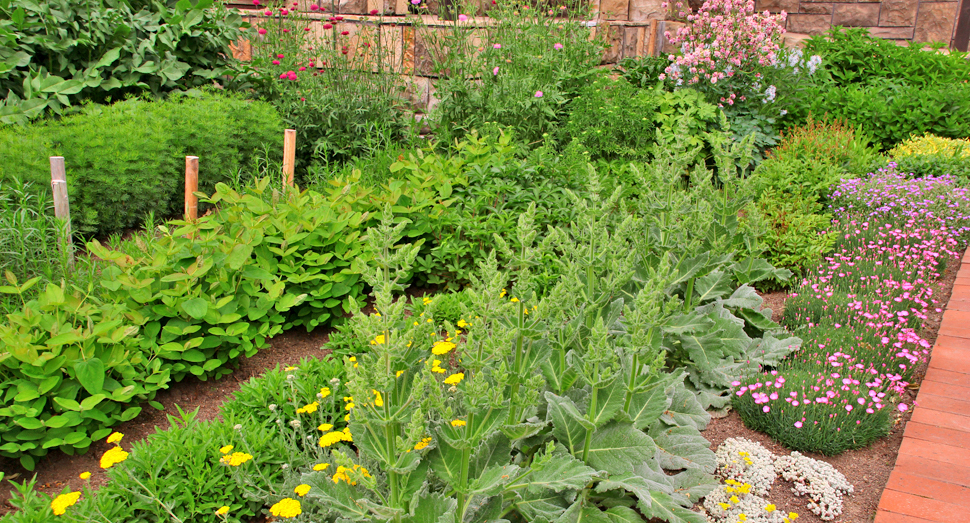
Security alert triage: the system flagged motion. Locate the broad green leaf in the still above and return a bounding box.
[429,436,464,489]
[94,48,121,69]
[514,489,569,522]
[556,502,612,523]
[605,506,645,523]
[691,270,733,304]
[403,491,457,523]
[80,394,106,411]
[660,382,709,431]
[74,358,105,395]
[636,490,707,523]
[522,446,599,493]
[625,374,672,430]
[647,424,715,473]
[746,335,801,366]
[469,463,520,496]
[589,378,624,428]
[302,472,370,520]
[470,431,511,478]
[545,392,593,457]
[180,298,208,319]
[585,422,656,475]
[719,285,762,310]
[226,243,253,270]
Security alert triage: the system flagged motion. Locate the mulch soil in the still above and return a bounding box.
[0,263,959,522]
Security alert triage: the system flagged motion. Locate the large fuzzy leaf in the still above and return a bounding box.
[604,506,646,523]
[747,334,801,366]
[515,488,570,522]
[302,471,371,520]
[691,270,733,304]
[719,285,763,310]
[667,468,719,507]
[556,502,613,523]
[660,382,709,431]
[546,391,594,457]
[402,491,457,523]
[636,490,707,523]
[471,431,512,479]
[589,378,625,428]
[428,435,464,489]
[585,422,657,475]
[524,445,600,493]
[624,374,673,430]
[469,463,521,496]
[647,424,716,473]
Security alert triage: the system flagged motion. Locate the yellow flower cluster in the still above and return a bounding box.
[457,319,469,328]
[332,463,371,485]
[318,423,334,432]
[294,484,311,497]
[443,373,465,385]
[79,472,91,480]
[724,479,752,494]
[219,452,253,467]
[319,427,353,447]
[220,445,234,454]
[215,506,230,515]
[431,360,446,374]
[296,401,319,414]
[451,419,466,427]
[100,446,129,470]
[50,491,81,516]
[432,341,456,355]
[320,387,331,399]
[269,498,302,518]
[422,296,433,305]
[285,366,298,371]
[373,390,384,407]
[313,462,330,471]
[891,134,970,158]
[106,432,123,444]
[349,356,358,368]
[370,335,385,345]
[413,436,433,451]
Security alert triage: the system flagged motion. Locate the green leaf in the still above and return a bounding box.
[54,397,82,411]
[545,391,593,457]
[660,381,709,431]
[429,436,464,490]
[94,48,122,69]
[74,358,105,395]
[180,298,208,319]
[226,243,253,270]
[605,506,646,523]
[647,424,716,473]
[556,502,612,523]
[469,463,520,496]
[523,446,599,493]
[589,378,625,428]
[625,374,672,430]
[80,394,106,411]
[515,489,569,522]
[636,491,707,523]
[585,422,657,476]
[403,491,457,523]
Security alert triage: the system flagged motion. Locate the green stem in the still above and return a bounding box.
[581,379,599,463]
[506,300,525,424]
[385,422,401,516]
[456,413,474,519]
[684,276,695,312]
[623,353,638,414]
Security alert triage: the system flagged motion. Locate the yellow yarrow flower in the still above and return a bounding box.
[319,431,344,447]
[313,463,330,471]
[718,502,730,510]
[729,495,740,504]
[510,297,519,303]
[739,515,747,522]
[373,390,384,407]
[499,289,507,297]
[414,436,433,450]
[285,366,297,371]
[219,452,253,467]
[451,419,466,427]
[79,472,91,480]
[294,484,311,497]
[765,504,776,512]
[318,423,334,432]
[432,341,455,355]
[99,446,129,469]
[219,445,234,454]
[269,498,302,518]
[215,506,230,516]
[444,373,464,385]
[370,335,385,345]
[50,491,81,516]
[296,402,319,415]
[349,356,358,368]
[396,370,405,378]
[319,387,331,399]
[789,513,799,520]
[457,319,468,328]
[106,432,123,444]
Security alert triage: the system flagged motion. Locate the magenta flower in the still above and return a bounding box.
[272,60,280,65]
[458,14,468,21]
[493,66,499,75]
[258,28,267,35]
[310,3,320,10]
[534,91,543,98]
[898,403,908,412]
[277,54,284,59]
[493,43,501,49]
[794,421,803,428]
[323,23,333,29]
[553,43,563,50]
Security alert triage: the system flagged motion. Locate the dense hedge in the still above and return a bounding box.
[0,91,282,237]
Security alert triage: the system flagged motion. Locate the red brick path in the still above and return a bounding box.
[873,249,970,522]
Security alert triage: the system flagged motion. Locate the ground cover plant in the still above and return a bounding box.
[733,167,970,454]
[889,134,970,180]
[0,0,248,124]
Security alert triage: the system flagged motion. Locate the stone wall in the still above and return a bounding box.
[757,0,960,43]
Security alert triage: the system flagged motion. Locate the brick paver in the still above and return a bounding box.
[874,251,970,523]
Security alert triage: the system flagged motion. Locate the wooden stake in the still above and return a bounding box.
[185,156,199,222]
[283,129,296,188]
[49,157,74,270]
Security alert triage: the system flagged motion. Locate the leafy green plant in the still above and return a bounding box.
[890,134,970,180]
[618,55,677,91]
[427,0,603,144]
[564,76,663,160]
[0,0,248,124]
[805,27,970,88]
[749,188,835,275]
[0,91,283,236]
[0,277,167,469]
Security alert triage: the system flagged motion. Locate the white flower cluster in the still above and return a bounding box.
[775,48,823,75]
[703,484,790,523]
[715,438,776,496]
[773,451,854,521]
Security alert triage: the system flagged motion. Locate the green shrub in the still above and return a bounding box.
[618,55,677,91]
[805,28,970,87]
[889,134,970,180]
[0,92,283,236]
[0,0,247,124]
[750,189,835,275]
[0,279,168,470]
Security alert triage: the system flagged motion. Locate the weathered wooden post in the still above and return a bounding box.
[283,129,296,188]
[185,156,199,222]
[49,156,74,270]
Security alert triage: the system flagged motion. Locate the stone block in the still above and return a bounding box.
[623,26,639,59]
[402,26,416,74]
[801,2,834,14]
[756,0,797,13]
[660,21,684,55]
[337,0,367,14]
[786,13,831,34]
[879,0,919,26]
[833,3,880,27]
[601,24,623,64]
[600,0,629,20]
[631,0,666,21]
[783,32,812,48]
[914,2,958,44]
[868,25,915,39]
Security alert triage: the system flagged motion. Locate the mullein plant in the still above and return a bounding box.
[239,202,729,523]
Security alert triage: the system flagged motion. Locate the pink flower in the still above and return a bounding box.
[898,403,908,412]
[323,23,333,29]
[762,406,770,413]
[277,54,285,59]
[493,43,502,49]
[370,9,379,14]
[458,14,468,21]
[264,10,272,15]
[272,60,280,65]
[252,0,260,4]
[280,8,289,15]
[534,91,543,98]
[310,3,320,10]
[258,28,267,35]
[298,66,306,71]
[553,43,563,50]
[794,421,803,428]
[493,66,499,75]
